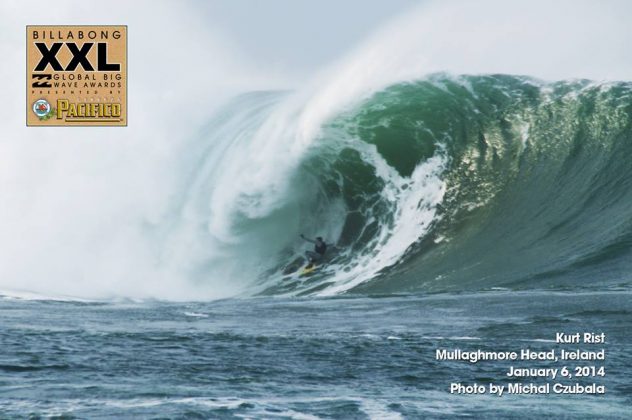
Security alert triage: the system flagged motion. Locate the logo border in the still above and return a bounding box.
[26,24,128,128]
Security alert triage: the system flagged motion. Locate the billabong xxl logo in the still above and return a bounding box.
[26,25,127,126]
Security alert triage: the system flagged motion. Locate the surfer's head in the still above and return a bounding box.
[316,237,323,242]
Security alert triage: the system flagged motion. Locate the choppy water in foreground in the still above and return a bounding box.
[1,289,630,419]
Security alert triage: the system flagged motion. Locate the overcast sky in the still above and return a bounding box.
[196,0,422,74]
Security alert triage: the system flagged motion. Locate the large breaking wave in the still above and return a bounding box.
[177,74,632,296]
[3,0,632,301]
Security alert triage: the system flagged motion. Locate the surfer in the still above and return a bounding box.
[300,234,327,265]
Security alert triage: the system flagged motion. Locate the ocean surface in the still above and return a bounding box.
[2,289,631,419]
[3,73,632,418]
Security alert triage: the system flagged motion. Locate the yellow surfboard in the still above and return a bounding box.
[299,264,317,276]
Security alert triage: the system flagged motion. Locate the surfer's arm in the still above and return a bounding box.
[300,234,316,244]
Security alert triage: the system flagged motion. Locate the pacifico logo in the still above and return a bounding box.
[27,25,127,126]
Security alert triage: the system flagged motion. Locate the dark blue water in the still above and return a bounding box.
[2,289,630,419]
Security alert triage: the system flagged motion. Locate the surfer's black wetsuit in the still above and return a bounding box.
[315,241,326,255]
[301,235,327,262]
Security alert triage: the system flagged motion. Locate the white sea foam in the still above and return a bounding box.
[183,311,209,318]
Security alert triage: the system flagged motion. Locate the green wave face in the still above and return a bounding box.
[326,74,632,293]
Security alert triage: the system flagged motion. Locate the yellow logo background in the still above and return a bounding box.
[26,25,127,127]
